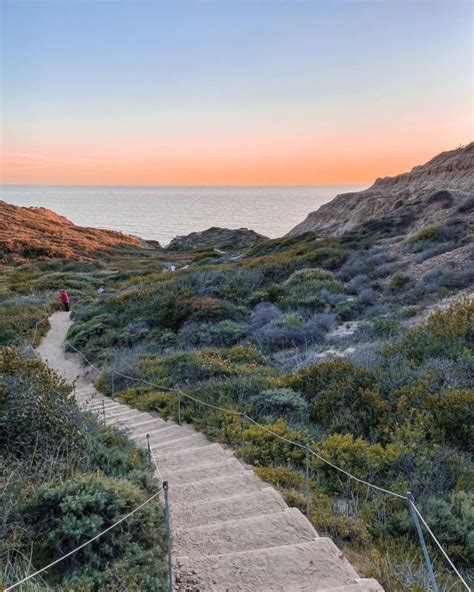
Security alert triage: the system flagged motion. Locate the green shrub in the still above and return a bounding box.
[1,349,167,591]
[24,473,166,586]
[408,225,441,244]
[385,300,473,364]
[0,347,82,456]
[312,434,403,496]
[389,272,410,290]
[255,465,305,489]
[368,317,400,338]
[287,359,387,437]
[249,388,307,422]
[420,491,474,564]
[0,303,50,346]
[425,390,474,452]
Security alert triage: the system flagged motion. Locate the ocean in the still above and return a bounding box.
[1,185,365,246]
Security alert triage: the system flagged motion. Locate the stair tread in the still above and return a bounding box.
[157,443,231,472]
[132,424,195,444]
[175,538,360,591]
[174,507,318,557]
[149,432,209,455]
[162,457,245,485]
[170,470,263,505]
[171,487,287,529]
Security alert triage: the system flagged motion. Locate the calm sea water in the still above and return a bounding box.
[1,185,365,246]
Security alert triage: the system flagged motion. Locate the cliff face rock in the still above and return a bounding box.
[167,226,268,252]
[0,200,140,263]
[289,143,474,237]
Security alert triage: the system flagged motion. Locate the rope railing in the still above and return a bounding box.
[61,340,471,591]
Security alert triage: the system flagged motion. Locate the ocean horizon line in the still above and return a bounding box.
[1,183,368,190]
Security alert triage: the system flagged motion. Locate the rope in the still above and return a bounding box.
[410,501,471,591]
[5,487,163,591]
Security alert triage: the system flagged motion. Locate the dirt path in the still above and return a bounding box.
[37,311,383,592]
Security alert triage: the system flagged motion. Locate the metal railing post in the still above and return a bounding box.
[407,492,439,592]
[177,393,181,425]
[102,399,106,425]
[146,434,152,466]
[111,372,115,399]
[241,413,247,461]
[163,481,173,592]
[305,445,310,516]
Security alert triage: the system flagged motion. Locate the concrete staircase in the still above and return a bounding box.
[38,312,384,592]
[76,387,383,591]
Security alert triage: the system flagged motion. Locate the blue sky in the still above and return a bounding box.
[1,0,472,184]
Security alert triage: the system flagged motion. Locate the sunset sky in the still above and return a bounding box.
[1,0,472,186]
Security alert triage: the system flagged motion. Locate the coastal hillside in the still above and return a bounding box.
[289,143,474,237]
[1,196,473,590]
[0,200,141,263]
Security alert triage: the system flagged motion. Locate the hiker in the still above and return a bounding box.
[59,289,70,312]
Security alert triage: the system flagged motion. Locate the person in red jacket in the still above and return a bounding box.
[59,289,70,312]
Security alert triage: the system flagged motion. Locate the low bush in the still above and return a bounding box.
[249,388,308,423]
[1,348,167,590]
[24,473,166,588]
[287,359,388,437]
[408,225,441,244]
[389,272,410,291]
[251,312,333,353]
[0,347,81,456]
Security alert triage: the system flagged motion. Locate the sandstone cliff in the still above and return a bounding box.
[289,143,474,237]
[0,200,140,263]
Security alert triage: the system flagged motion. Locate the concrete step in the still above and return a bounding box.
[75,390,98,399]
[105,409,151,423]
[85,400,123,411]
[88,404,129,416]
[162,457,245,486]
[104,408,146,419]
[171,488,287,529]
[174,507,318,557]
[321,581,384,592]
[76,393,100,403]
[170,471,263,505]
[150,433,210,456]
[175,538,360,592]
[133,424,195,446]
[126,417,168,433]
[75,386,98,397]
[108,413,156,428]
[157,443,232,473]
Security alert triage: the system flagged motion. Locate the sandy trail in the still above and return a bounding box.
[37,311,383,592]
